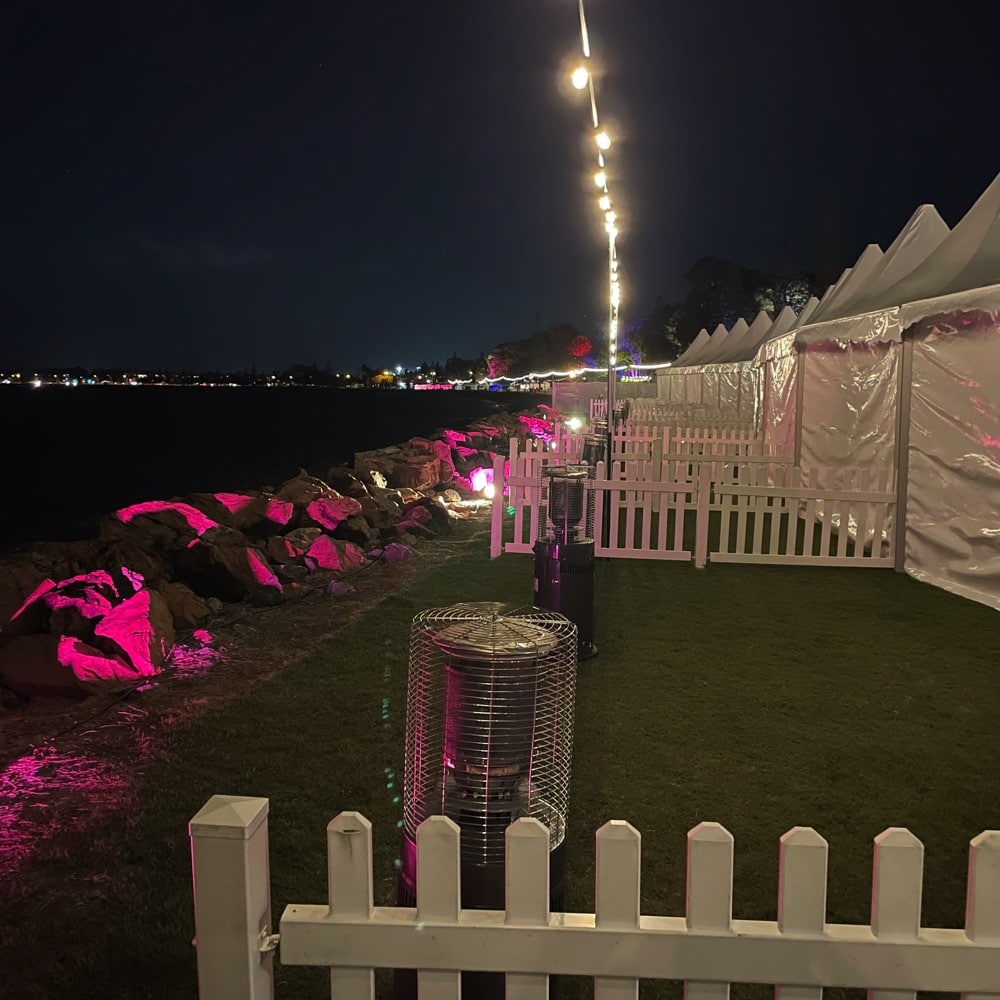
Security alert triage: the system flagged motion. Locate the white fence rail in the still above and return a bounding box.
[491,428,895,568]
[189,798,1000,999]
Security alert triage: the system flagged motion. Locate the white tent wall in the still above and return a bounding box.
[757,332,798,457]
[898,291,1000,611]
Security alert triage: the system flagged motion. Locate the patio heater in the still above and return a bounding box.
[396,602,578,999]
[533,465,597,659]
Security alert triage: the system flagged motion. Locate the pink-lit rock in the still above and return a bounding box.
[116,500,219,538]
[305,535,365,571]
[440,429,468,447]
[0,566,52,628]
[454,445,480,459]
[94,589,174,676]
[214,492,255,514]
[246,548,282,591]
[427,438,456,481]
[304,492,363,532]
[0,632,142,697]
[266,536,302,564]
[265,498,294,526]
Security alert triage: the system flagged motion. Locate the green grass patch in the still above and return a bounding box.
[8,544,1000,999]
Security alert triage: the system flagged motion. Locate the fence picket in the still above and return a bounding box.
[686,823,734,1000]
[595,821,641,1000]
[326,813,374,1000]
[505,819,551,1000]
[963,831,1000,1000]
[625,460,639,551]
[776,828,828,1000]
[870,828,923,1000]
[835,470,853,558]
[416,816,462,1000]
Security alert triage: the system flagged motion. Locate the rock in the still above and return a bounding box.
[266,535,303,564]
[305,535,365,572]
[392,455,441,490]
[426,438,456,482]
[333,513,378,547]
[276,563,310,584]
[0,633,142,698]
[324,467,372,499]
[440,488,462,503]
[95,542,170,596]
[174,533,282,603]
[0,562,51,626]
[304,492,363,532]
[275,470,332,505]
[94,589,175,675]
[106,500,220,550]
[155,580,210,628]
[326,579,355,596]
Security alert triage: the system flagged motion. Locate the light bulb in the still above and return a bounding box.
[595,131,611,150]
[571,66,589,90]
[605,210,616,223]
[598,195,611,211]
[594,171,606,188]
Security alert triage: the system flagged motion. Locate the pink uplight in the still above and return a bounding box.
[469,467,494,493]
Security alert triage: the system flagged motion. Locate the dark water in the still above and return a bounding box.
[0,386,546,551]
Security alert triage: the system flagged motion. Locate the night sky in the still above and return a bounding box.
[3,1,997,373]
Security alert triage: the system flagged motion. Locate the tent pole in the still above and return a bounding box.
[893,335,914,572]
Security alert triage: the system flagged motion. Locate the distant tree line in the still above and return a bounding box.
[482,257,823,378]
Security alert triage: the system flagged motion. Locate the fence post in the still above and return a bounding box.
[189,795,274,1000]
[490,453,505,558]
[694,461,712,568]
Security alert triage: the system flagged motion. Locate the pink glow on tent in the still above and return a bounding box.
[214,492,255,513]
[7,579,56,623]
[0,748,131,877]
[116,500,219,537]
[247,548,282,590]
[469,467,494,493]
[266,498,294,525]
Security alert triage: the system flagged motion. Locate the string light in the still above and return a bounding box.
[568,0,624,426]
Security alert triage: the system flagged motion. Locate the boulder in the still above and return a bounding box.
[324,467,372,499]
[305,535,366,572]
[0,565,52,630]
[275,471,332,506]
[304,492,363,532]
[94,589,175,675]
[333,513,379,547]
[174,530,283,603]
[155,580,210,628]
[0,633,143,698]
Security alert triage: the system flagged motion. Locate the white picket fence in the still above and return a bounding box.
[589,397,755,432]
[492,428,895,567]
[188,796,1000,999]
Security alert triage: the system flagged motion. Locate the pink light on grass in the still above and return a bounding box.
[116,500,219,537]
[0,748,131,878]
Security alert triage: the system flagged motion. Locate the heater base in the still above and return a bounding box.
[533,538,596,658]
[395,836,567,999]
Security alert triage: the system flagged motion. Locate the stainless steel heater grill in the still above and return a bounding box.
[395,602,578,998]
[401,602,578,867]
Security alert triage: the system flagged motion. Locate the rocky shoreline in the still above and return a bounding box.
[0,403,551,702]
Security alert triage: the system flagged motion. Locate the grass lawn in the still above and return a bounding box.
[7,540,1000,999]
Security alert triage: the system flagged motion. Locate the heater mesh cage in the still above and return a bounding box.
[539,465,596,542]
[402,602,578,866]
